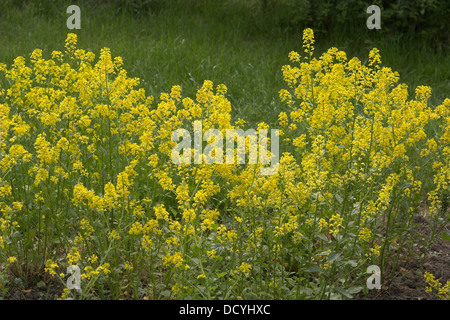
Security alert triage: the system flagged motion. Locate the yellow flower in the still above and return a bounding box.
[103,182,118,209]
[98,263,111,275]
[88,254,98,264]
[58,288,71,300]
[302,28,315,57]
[207,250,217,259]
[368,48,381,68]
[154,204,170,221]
[288,51,300,63]
[108,229,120,240]
[7,256,17,263]
[237,262,252,275]
[142,235,153,252]
[369,245,381,257]
[44,259,58,276]
[162,252,184,268]
[12,202,23,211]
[148,154,159,168]
[329,213,343,237]
[129,222,143,235]
[182,209,196,223]
[65,33,78,54]
[424,272,450,300]
[67,247,81,265]
[124,263,133,271]
[318,218,328,230]
[358,227,372,242]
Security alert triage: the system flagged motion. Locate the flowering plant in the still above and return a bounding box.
[0,30,448,299]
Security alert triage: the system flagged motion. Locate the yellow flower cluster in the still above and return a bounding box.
[0,31,448,299]
[424,272,450,300]
[81,263,111,280]
[44,259,58,276]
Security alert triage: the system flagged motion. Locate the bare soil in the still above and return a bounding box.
[357,215,450,300]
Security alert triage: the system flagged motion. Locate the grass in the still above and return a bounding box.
[0,0,448,128]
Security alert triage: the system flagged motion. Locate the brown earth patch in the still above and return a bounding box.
[357,214,449,300]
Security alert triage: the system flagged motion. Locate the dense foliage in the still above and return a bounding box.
[0,30,448,299]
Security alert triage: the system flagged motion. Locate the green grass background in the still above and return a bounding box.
[0,0,448,127]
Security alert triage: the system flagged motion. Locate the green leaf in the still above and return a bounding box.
[334,286,353,299]
[347,286,364,294]
[346,260,357,267]
[328,252,341,263]
[244,292,258,300]
[335,194,343,204]
[306,265,325,274]
[442,231,450,242]
[160,290,172,297]
[317,233,329,242]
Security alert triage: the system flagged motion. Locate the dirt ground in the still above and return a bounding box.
[358,215,449,300]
